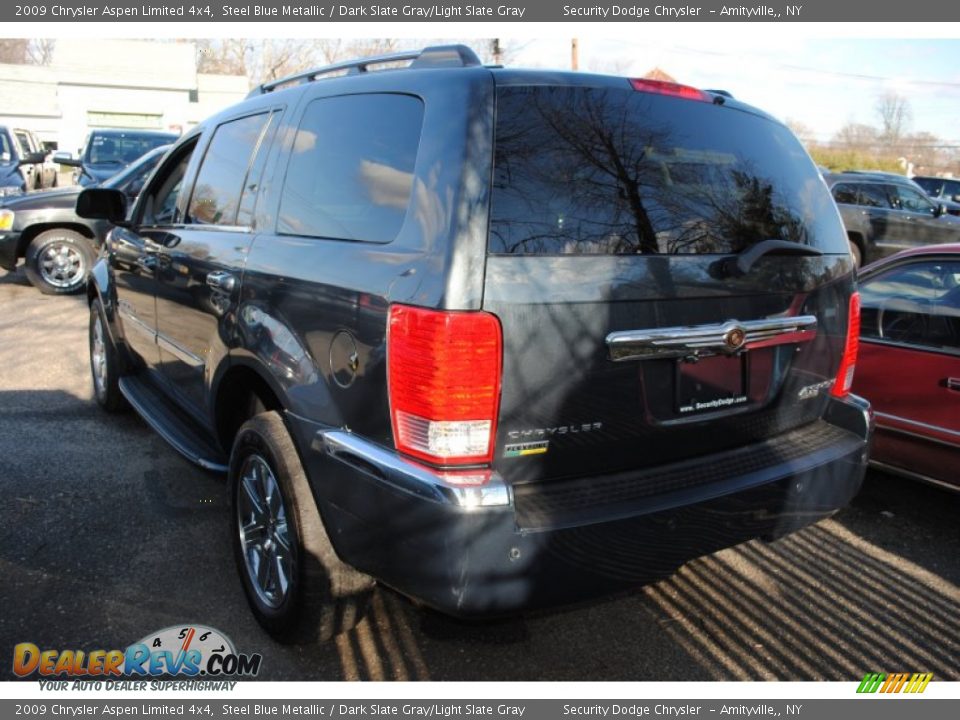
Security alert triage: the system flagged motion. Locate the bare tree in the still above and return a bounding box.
[0,39,29,64]
[876,91,912,145]
[196,39,250,75]
[27,39,55,65]
[0,39,54,65]
[785,118,817,147]
[832,122,880,150]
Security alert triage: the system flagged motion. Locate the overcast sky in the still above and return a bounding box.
[508,37,960,147]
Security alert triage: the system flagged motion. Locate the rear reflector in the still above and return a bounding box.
[388,305,502,465]
[629,78,711,103]
[830,292,861,398]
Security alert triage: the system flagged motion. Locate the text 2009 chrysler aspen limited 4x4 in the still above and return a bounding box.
[78,45,872,642]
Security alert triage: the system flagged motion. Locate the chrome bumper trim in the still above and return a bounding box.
[606,315,818,361]
[312,430,512,509]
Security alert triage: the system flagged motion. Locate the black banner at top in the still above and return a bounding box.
[3,0,958,23]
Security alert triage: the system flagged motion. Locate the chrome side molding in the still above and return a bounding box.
[313,430,512,509]
[606,315,818,362]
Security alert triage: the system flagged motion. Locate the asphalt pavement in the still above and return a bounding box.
[1,266,958,682]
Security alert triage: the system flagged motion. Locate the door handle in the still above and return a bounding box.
[946,377,960,392]
[206,271,236,293]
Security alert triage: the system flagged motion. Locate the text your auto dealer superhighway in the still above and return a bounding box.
[563,4,701,16]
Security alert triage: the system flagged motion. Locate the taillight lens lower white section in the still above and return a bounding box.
[394,412,493,462]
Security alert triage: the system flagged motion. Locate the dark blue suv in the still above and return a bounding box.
[77,45,871,643]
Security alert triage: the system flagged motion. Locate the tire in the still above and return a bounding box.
[848,239,862,270]
[230,411,374,643]
[89,299,127,412]
[24,229,95,295]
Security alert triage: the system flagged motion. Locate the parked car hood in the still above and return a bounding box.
[0,186,81,211]
[81,165,123,185]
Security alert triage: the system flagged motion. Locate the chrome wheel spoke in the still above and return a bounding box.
[241,473,267,521]
[242,519,266,547]
[257,546,273,591]
[274,552,290,596]
[273,518,292,553]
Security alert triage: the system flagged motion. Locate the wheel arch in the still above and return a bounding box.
[17,222,97,261]
[212,360,286,457]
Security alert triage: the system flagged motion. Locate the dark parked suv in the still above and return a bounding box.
[825,172,960,267]
[78,45,871,642]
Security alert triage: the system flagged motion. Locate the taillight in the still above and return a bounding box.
[387,305,502,466]
[629,78,711,102]
[830,292,861,398]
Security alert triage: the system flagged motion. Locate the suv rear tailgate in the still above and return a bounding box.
[483,81,855,490]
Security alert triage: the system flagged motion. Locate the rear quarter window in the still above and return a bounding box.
[831,183,859,205]
[278,93,424,243]
[489,85,847,256]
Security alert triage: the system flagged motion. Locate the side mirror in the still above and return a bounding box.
[19,151,46,166]
[934,204,946,218]
[77,188,128,224]
[54,152,80,167]
[952,194,960,204]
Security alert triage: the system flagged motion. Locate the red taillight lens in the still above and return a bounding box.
[387,305,502,465]
[830,292,861,398]
[629,78,710,102]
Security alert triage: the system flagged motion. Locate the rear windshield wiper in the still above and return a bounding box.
[715,239,823,277]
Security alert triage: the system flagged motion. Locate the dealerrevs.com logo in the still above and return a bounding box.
[13,625,262,686]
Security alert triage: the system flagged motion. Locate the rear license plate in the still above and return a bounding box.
[676,354,748,415]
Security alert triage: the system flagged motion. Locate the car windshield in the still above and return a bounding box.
[102,146,168,191]
[85,133,174,166]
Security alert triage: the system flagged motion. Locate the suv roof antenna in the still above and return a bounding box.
[248,44,483,97]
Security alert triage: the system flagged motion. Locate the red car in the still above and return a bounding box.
[853,244,960,490]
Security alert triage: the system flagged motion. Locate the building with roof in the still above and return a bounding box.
[0,39,248,155]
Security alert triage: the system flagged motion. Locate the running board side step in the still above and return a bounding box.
[119,376,228,473]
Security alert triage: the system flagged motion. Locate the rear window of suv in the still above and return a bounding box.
[489,85,846,256]
[278,93,424,243]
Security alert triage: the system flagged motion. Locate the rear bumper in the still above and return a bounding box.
[0,230,21,271]
[290,395,872,617]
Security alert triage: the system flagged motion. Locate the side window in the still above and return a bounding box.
[278,93,424,243]
[893,186,936,215]
[140,141,198,227]
[15,131,31,155]
[912,177,942,197]
[860,260,960,351]
[858,184,890,208]
[187,112,271,227]
[0,132,11,159]
[943,180,960,202]
[831,183,858,205]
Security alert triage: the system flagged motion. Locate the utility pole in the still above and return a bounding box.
[571,38,579,70]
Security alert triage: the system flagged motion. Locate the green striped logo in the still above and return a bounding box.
[857,672,932,694]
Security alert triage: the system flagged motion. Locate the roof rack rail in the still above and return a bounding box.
[247,44,482,97]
